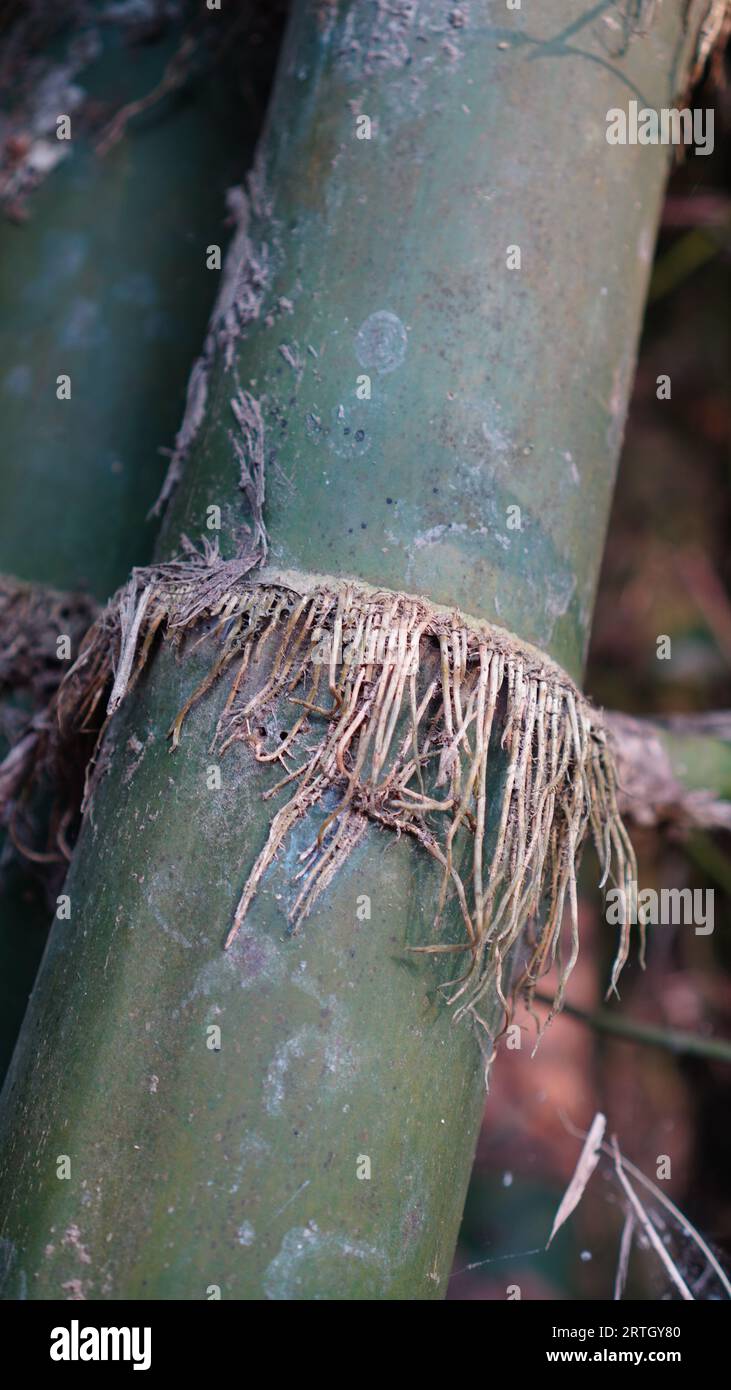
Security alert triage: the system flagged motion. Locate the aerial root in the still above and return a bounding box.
[0,551,638,1051]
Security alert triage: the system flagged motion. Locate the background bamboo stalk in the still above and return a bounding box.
[0,0,710,1299]
[607,710,731,829]
[0,2,285,1080]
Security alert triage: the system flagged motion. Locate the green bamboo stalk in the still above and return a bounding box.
[0,5,274,597]
[0,0,708,1300]
[0,4,284,1079]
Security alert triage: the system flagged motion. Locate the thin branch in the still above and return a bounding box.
[533,991,731,1064]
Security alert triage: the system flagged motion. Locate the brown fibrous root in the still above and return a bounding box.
[0,547,640,1051]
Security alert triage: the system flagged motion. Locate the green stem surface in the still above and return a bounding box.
[0,1,704,1299]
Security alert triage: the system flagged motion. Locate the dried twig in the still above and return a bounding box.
[614,1210,635,1301]
[605,1141,731,1299]
[610,1136,694,1301]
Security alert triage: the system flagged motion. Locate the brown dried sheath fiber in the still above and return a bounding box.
[0,546,640,1066]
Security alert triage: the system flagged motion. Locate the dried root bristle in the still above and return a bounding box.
[0,548,640,1055]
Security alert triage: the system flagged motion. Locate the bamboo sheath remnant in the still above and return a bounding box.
[1,543,639,1074]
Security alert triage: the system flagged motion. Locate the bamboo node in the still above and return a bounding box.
[0,550,639,1054]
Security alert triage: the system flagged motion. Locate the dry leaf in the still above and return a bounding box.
[546,1111,606,1248]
